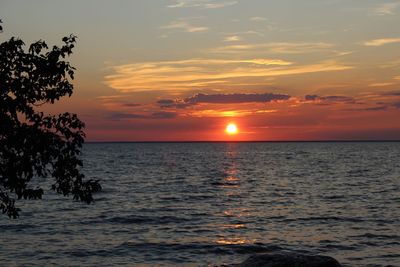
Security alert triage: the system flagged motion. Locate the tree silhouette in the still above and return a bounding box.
[0,21,101,218]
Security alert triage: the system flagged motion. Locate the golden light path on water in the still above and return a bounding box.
[214,143,254,246]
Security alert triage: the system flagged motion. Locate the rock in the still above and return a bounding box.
[239,252,342,267]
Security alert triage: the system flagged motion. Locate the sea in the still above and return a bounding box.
[0,142,399,267]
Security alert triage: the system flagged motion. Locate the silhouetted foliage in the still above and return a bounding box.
[0,21,101,218]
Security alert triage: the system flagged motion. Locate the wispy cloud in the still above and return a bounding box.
[369,82,395,87]
[109,111,178,120]
[104,58,352,93]
[188,108,276,118]
[352,106,388,112]
[380,59,400,68]
[364,38,400,46]
[305,95,355,104]
[334,51,353,57]
[304,91,400,113]
[383,90,400,96]
[373,2,400,15]
[250,16,268,21]
[224,35,240,42]
[158,99,194,109]
[122,103,142,107]
[162,20,208,33]
[392,101,400,109]
[210,42,334,54]
[167,0,238,9]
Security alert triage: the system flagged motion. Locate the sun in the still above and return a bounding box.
[225,123,238,135]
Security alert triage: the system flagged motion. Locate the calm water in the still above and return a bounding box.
[0,142,399,266]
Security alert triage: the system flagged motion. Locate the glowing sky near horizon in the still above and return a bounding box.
[1,0,400,141]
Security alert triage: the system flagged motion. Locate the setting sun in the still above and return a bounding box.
[225,123,238,135]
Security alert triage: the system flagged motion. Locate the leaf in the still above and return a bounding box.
[0,32,101,218]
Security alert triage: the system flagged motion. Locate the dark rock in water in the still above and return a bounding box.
[239,252,342,267]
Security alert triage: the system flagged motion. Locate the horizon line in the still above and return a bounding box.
[85,140,400,144]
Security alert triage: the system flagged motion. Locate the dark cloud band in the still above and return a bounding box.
[158,92,290,108]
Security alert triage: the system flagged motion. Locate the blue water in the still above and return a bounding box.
[0,142,399,266]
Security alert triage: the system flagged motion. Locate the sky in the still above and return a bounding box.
[1,0,400,141]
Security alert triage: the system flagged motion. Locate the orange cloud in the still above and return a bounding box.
[104,58,352,92]
[364,38,400,46]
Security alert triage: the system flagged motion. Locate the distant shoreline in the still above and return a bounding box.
[85,140,400,143]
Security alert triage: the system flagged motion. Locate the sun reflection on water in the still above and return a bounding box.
[225,176,240,182]
[212,143,258,247]
[223,224,246,229]
[216,238,250,245]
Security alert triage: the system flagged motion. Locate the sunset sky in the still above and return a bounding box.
[2,0,400,141]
